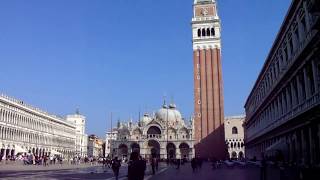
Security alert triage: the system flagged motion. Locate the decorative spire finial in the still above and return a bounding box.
[162,93,168,108]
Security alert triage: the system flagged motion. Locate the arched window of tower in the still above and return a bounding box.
[232,127,238,134]
[206,28,210,36]
[202,29,206,36]
[198,29,201,37]
[211,28,215,36]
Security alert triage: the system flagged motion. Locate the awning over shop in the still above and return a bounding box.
[14,145,27,154]
[50,149,62,155]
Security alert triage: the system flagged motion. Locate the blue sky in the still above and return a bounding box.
[0,0,291,138]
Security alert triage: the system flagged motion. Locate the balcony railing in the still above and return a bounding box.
[192,16,218,22]
[146,134,162,139]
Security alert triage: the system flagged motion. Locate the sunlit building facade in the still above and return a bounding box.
[106,102,195,161]
[244,0,320,166]
[87,134,104,158]
[0,94,76,159]
[224,116,245,160]
[66,112,88,157]
[192,0,226,159]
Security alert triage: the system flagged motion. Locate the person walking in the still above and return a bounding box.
[112,157,121,180]
[103,158,107,167]
[198,158,202,169]
[155,158,159,171]
[176,159,181,170]
[260,156,267,180]
[151,158,156,175]
[49,156,53,165]
[43,156,48,166]
[191,158,197,172]
[128,152,146,180]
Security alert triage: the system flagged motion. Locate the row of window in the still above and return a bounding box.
[0,108,74,136]
[247,60,319,137]
[248,6,311,115]
[197,28,215,37]
[118,134,191,140]
[232,127,238,134]
[0,126,74,148]
[251,125,319,164]
[227,142,244,149]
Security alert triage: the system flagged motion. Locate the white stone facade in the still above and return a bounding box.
[244,0,320,166]
[66,113,88,157]
[0,94,76,159]
[224,116,245,160]
[87,135,103,158]
[192,0,221,50]
[107,103,195,161]
[105,131,117,158]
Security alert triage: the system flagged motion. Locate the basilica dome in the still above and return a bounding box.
[155,103,183,125]
[140,113,152,125]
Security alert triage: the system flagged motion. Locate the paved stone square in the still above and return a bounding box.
[149,162,298,180]
[0,162,167,180]
[0,162,300,180]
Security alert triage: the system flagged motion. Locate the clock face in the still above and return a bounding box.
[201,8,208,16]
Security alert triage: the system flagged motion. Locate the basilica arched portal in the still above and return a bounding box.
[147,140,160,159]
[166,143,176,159]
[131,143,140,154]
[118,144,128,161]
[179,143,191,160]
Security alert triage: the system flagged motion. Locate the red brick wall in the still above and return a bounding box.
[194,48,226,159]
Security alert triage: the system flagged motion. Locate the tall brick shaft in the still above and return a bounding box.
[191,0,226,159]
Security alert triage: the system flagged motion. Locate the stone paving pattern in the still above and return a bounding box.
[0,162,301,180]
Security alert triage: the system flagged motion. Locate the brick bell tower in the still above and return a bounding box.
[192,0,226,159]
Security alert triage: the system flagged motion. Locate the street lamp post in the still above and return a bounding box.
[166,101,169,160]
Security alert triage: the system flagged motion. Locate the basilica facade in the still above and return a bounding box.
[106,103,195,161]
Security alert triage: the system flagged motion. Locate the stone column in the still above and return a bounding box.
[296,76,302,104]
[303,67,311,98]
[308,127,314,165]
[288,136,293,163]
[282,92,287,114]
[301,129,307,164]
[292,26,298,51]
[278,58,283,73]
[295,131,301,161]
[311,60,319,93]
[303,1,311,31]
[277,97,281,118]
[286,41,292,61]
[286,87,292,112]
[291,82,297,107]
[3,148,7,159]
[318,124,320,162]
[297,17,304,43]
